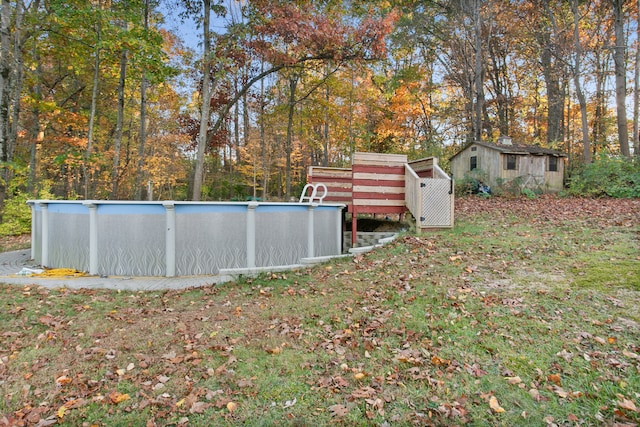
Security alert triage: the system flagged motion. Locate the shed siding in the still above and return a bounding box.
[545,159,564,192]
[451,143,499,182]
[452,143,566,193]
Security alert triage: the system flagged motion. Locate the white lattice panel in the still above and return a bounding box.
[420,179,453,227]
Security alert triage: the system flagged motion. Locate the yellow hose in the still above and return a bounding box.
[34,268,88,278]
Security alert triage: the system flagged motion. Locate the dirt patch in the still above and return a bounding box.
[0,234,30,252]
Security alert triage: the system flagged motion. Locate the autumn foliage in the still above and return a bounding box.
[0,0,638,209]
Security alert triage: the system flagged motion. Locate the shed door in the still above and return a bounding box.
[519,156,546,189]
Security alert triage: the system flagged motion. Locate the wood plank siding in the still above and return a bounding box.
[307,167,353,206]
[351,152,408,215]
[450,141,566,193]
[407,157,436,178]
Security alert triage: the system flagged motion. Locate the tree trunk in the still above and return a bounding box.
[233,77,241,166]
[111,47,127,198]
[572,0,591,163]
[29,45,43,195]
[611,0,630,157]
[488,39,509,137]
[135,0,150,200]
[9,0,24,163]
[84,4,102,200]
[0,0,12,217]
[285,74,298,198]
[260,62,268,200]
[633,0,640,157]
[592,49,609,148]
[243,70,250,166]
[473,0,484,142]
[135,73,149,199]
[323,81,329,166]
[539,0,566,145]
[192,0,212,201]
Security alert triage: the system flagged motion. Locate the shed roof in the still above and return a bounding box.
[450,141,567,160]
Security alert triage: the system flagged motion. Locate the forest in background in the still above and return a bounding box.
[0,0,639,211]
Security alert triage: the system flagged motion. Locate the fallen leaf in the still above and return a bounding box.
[365,397,385,416]
[489,396,505,413]
[236,379,254,388]
[617,397,638,412]
[553,386,568,399]
[56,375,72,387]
[350,386,377,399]
[505,376,522,385]
[266,346,282,355]
[329,404,349,418]
[190,401,209,414]
[62,398,87,410]
[162,351,177,360]
[109,391,131,404]
[431,355,450,366]
[593,336,607,345]
[547,373,562,386]
[56,406,67,419]
[556,349,574,362]
[354,372,367,380]
[623,350,640,360]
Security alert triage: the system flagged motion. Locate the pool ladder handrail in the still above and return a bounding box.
[299,183,328,203]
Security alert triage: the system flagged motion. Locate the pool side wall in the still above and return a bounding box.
[28,201,345,277]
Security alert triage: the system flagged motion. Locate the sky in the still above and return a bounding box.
[160,0,245,52]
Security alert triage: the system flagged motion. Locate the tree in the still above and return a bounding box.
[134,0,150,200]
[472,0,485,142]
[84,1,103,199]
[0,0,14,217]
[610,0,630,158]
[191,0,215,201]
[571,0,591,163]
[284,72,299,198]
[634,0,640,157]
[188,0,395,200]
[111,24,128,199]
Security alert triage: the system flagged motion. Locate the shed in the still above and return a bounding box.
[449,137,566,193]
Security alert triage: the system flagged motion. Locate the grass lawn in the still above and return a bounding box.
[1,196,639,426]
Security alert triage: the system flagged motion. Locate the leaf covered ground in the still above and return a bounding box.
[1,196,639,426]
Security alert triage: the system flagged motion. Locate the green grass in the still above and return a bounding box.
[1,197,639,426]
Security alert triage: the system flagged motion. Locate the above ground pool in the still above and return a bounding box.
[28,201,345,277]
